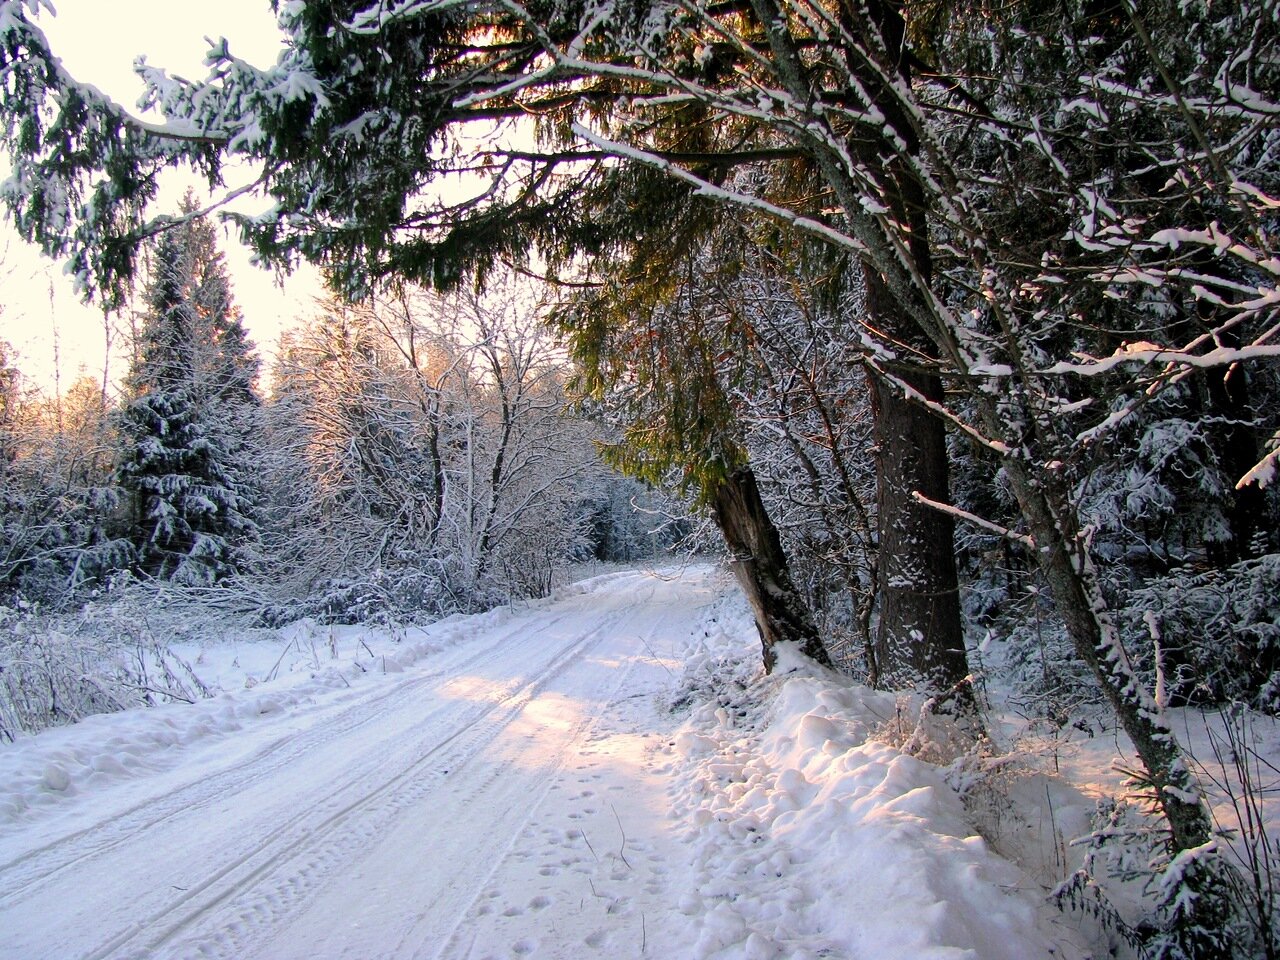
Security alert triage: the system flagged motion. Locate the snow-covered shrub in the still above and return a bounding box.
[0,598,211,740]
[1056,799,1253,960]
[305,561,466,626]
[1124,555,1280,713]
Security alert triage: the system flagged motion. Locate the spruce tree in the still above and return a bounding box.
[116,201,260,584]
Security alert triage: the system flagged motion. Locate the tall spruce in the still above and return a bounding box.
[116,200,260,584]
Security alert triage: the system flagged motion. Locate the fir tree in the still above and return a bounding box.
[116,200,260,584]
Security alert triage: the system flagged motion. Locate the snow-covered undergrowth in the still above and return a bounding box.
[663,587,1091,960]
[0,561,657,742]
[663,582,1280,959]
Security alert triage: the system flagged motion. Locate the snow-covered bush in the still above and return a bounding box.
[1124,555,1280,713]
[303,561,465,626]
[1056,797,1259,960]
[0,595,211,740]
[0,371,127,603]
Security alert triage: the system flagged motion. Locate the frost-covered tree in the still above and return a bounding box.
[0,366,126,600]
[0,339,26,589]
[264,280,603,612]
[116,204,260,584]
[0,340,17,469]
[562,238,834,671]
[265,295,448,588]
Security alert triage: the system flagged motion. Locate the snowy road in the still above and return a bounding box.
[0,570,715,960]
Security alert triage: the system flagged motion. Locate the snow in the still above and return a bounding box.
[2,564,1213,960]
[667,606,1087,960]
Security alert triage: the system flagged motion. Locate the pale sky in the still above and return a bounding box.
[0,0,324,395]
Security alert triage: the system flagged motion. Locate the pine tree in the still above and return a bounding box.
[116,201,260,584]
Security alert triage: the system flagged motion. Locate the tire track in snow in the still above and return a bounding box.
[0,605,582,901]
[76,597,636,960]
[421,614,662,960]
[422,584,700,960]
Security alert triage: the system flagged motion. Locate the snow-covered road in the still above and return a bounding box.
[0,570,715,960]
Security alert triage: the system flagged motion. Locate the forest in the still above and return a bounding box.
[1,0,1279,957]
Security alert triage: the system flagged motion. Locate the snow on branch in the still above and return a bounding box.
[911,491,1036,548]
[864,358,1014,457]
[1045,342,1280,376]
[1237,432,1280,489]
[570,122,869,257]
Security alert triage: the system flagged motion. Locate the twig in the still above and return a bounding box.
[118,682,196,704]
[265,637,299,682]
[610,803,632,869]
[912,491,1035,549]
[637,635,673,677]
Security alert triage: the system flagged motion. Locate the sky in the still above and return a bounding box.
[0,0,324,395]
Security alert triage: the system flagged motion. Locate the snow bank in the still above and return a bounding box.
[665,589,1088,960]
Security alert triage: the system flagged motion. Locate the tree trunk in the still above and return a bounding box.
[866,351,969,694]
[843,0,970,697]
[710,466,832,672]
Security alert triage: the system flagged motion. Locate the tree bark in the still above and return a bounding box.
[850,2,970,695]
[867,353,969,693]
[710,465,832,672]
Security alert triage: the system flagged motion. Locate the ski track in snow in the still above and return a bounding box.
[0,569,716,960]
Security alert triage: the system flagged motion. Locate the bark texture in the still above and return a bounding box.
[865,280,968,694]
